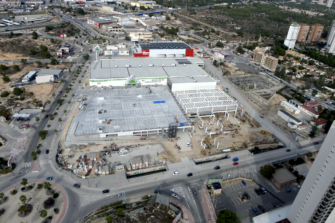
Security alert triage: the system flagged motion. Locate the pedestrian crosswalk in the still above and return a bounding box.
[81,194,113,206]
[10,149,22,155]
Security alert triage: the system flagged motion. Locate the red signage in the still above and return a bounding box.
[77,1,85,4]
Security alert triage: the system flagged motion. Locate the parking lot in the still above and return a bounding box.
[213,179,283,220]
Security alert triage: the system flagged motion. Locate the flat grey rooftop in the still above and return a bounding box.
[169,76,215,84]
[273,168,297,183]
[72,86,191,136]
[140,42,191,50]
[91,58,208,80]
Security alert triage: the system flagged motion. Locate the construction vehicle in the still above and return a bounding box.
[205,137,213,148]
[260,130,273,136]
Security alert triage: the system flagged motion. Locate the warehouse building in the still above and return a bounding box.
[89,58,205,87]
[87,18,118,28]
[36,69,63,84]
[132,42,194,58]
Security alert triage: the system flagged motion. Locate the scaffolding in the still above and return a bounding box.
[172,85,238,116]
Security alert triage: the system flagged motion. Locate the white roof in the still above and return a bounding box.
[252,204,291,223]
[13,113,30,118]
[281,101,300,111]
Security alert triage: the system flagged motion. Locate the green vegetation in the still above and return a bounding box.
[20,195,27,204]
[21,178,28,186]
[45,26,54,32]
[306,152,313,158]
[32,31,38,39]
[44,182,51,190]
[0,157,14,174]
[31,151,37,160]
[160,25,179,35]
[216,40,224,48]
[260,165,276,179]
[77,8,85,15]
[38,130,48,140]
[50,58,58,65]
[2,76,9,82]
[13,87,23,96]
[105,216,113,223]
[40,210,47,218]
[12,65,20,71]
[1,91,9,97]
[216,209,238,223]
[117,208,124,216]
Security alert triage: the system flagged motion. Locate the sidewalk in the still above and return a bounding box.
[201,185,217,223]
[169,196,195,223]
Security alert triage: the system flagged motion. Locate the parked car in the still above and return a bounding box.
[286,189,292,193]
[260,115,264,118]
[154,190,161,194]
[232,157,239,162]
[252,207,259,215]
[171,193,179,199]
[233,162,239,166]
[286,149,291,152]
[46,177,53,181]
[102,190,110,194]
[73,184,80,188]
[45,115,49,118]
[46,150,49,154]
[187,173,193,177]
[214,166,220,170]
[244,192,250,200]
[260,187,267,194]
[193,191,197,195]
[59,91,62,94]
[254,189,261,195]
[117,193,124,197]
[258,205,265,213]
[314,142,319,145]
[241,180,246,186]
[173,171,179,175]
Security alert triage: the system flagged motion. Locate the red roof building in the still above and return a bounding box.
[298,101,324,118]
[310,118,327,128]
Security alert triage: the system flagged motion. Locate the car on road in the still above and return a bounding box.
[171,193,179,199]
[102,190,110,194]
[187,173,193,177]
[286,189,291,193]
[46,150,49,154]
[45,115,49,118]
[244,192,250,200]
[46,177,53,181]
[228,174,231,178]
[258,205,265,213]
[232,157,239,162]
[117,193,124,197]
[73,184,80,188]
[233,162,239,166]
[154,190,161,194]
[260,115,264,118]
[173,171,179,175]
[310,158,315,161]
[214,166,220,170]
[286,149,291,152]
[252,207,259,215]
[59,91,62,94]
[255,189,261,195]
[260,187,267,194]
[241,180,246,186]
[314,142,319,145]
[193,191,197,195]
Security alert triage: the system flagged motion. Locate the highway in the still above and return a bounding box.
[0,3,326,223]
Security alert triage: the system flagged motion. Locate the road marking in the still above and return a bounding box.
[81,194,113,206]
[22,162,32,168]
[10,149,22,155]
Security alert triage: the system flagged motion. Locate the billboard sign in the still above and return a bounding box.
[131,37,139,42]
[59,33,67,38]
[94,45,101,51]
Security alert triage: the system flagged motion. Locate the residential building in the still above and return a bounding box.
[296,23,310,42]
[326,20,335,54]
[284,22,301,49]
[298,101,324,118]
[310,118,327,129]
[307,24,324,43]
[253,49,278,72]
[253,51,264,64]
[287,121,335,223]
[272,168,297,189]
[252,205,292,223]
[319,0,334,7]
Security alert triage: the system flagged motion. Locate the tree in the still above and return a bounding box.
[31,151,37,160]
[77,8,85,15]
[0,193,4,199]
[236,45,245,54]
[306,151,313,158]
[35,61,42,67]
[58,118,62,123]
[260,165,276,179]
[43,197,55,209]
[308,60,315,65]
[1,91,9,97]
[117,208,124,216]
[40,210,47,218]
[54,130,58,134]
[38,130,48,140]
[29,49,36,55]
[50,38,55,44]
[13,87,23,96]
[105,216,113,223]
[50,58,58,65]
[83,54,89,60]
[216,209,238,223]
[44,182,51,190]
[216,41,224,48]
[12,65,20,71]
[20,59,27,64]
[21,178,28,186]
[20,195,27,204]
[47,100,51,104]
[32,31,38,39]
[317,105,323,114]
[0,64,7,70]
[2,76,9,82]
[8,31,14,38]
[18,205,27,213]
[63,110,67,114]
[35,117,40,122]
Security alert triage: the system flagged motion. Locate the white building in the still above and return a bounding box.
[36,69,62,84]
[277,109,302,125]
[280,101,300,114]
[287,121,335,223]
[284,22,301,49]
[326,20,335,54]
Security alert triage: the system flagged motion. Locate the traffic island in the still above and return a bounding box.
[0,180,67,223]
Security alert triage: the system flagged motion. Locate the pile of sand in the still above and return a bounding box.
[268,93,287,105]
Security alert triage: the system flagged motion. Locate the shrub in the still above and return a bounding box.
[1,91,9,97]
[53,193,59,199]
[2,76,10,82]
[13,87,23,96]
[105,216,113,223]
[12,65,20,71]
[117,208,124,216]
[43,197,55,209]
[38,131,48,140]
[54,208,59,214]
[40,210,47,218]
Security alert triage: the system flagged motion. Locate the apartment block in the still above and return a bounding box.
[307,24,324,43]
[262,56,278,72]
[327,20,335,54]
[284,22,301,49]
[287,121,335,223]
[296,24,310,42]
[253,51,264,64]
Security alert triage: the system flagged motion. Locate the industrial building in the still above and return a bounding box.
[307,24,324,43]
[89,58,206,87]
[22,71,37,82]
[127,31,153,41]
[87,18,118,28]
[287,122,335,223]
[132,42,194,58]
[36,69,62,84]
[284,22,300,49]
[280,101,300,114]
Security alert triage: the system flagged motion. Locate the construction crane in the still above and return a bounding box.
[260,130,273,136]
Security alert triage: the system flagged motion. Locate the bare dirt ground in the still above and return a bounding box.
[0,35,60,60]
[61,102,81,142]
[278,6,324,16]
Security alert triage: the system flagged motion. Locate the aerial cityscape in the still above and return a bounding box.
[0,0,335,223]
